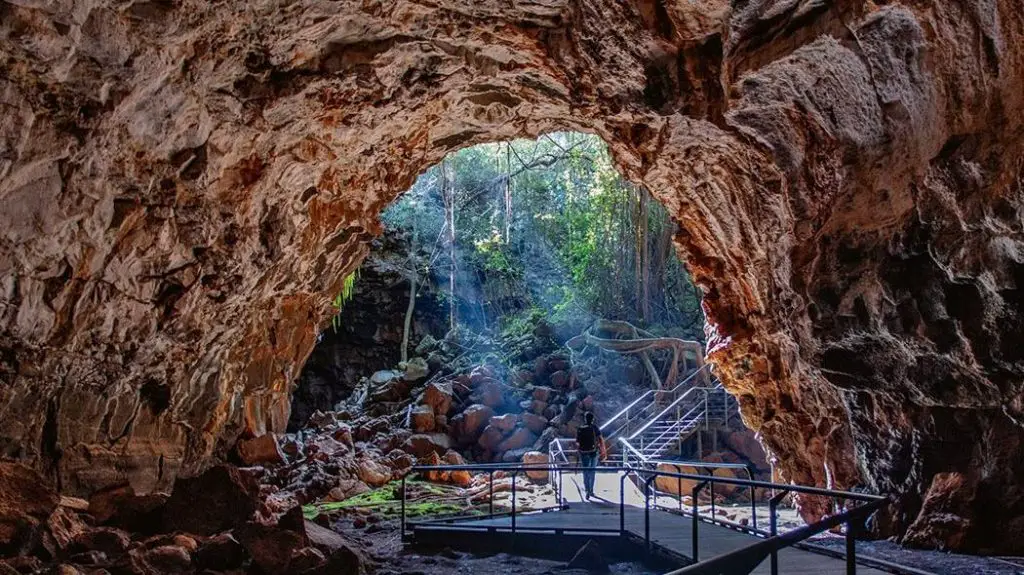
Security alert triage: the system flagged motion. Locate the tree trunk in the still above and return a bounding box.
[504,142,512,243]
[635,186,650,322]
[443,160,457,331]
[400,271,416,362]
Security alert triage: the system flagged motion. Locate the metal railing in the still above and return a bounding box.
[600,364,714,441]
[400,462,887,575]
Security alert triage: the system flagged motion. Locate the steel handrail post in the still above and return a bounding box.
[769,489,790,575]
[722,387,728,426]
[558,467,564,505]
[707,468,716,517]
[692,480,709,561]
[749,464,757,530]
[511,472,517,535]
[676,463,683,512]
[489,471,494,516]
[846,517,857,575]
[400,475,407,540]
[703,389,709,431]
[644,475,656,555]
[619,471,627,535]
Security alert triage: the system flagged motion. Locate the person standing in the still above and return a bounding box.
[576,411,607,499]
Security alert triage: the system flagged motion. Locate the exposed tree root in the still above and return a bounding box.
[567,319,706,391]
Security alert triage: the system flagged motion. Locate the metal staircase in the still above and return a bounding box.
[549,364,739,468]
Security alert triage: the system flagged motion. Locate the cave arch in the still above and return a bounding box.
[2,0,1023,552]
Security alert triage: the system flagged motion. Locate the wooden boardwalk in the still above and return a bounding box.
[439,500,888,574]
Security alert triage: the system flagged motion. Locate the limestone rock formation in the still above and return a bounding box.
[1,0,1023,553]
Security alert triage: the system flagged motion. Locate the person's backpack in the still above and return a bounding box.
[577,424,598,452]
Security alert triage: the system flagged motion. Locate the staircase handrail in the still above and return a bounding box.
[619,435,647,462]
[600,363,712,437]
[627,384,722,441]
[643,402,705,455]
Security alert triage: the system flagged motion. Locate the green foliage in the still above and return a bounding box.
[472,230,520,276]
[330,269,359,333]
[500,307,546,339]
[302,480,472,520]
[380,132,705,341]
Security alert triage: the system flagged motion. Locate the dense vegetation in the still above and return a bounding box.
[379,132,704,344]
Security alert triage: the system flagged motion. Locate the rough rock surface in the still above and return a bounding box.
[0,462,59,552]
[288,231,445,430]
[1,0,1023,554]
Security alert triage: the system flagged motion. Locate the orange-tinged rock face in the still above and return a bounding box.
[1,0,1023,554]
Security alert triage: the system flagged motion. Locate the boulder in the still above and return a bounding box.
[477,425,505,451]
[67,527,131,556]
[529,400,548,414]
[423,381,453,416]
[498,428,537,452]
[513,370,534,384]
[59,496,89,511]
[369,375,410,403]
[162,465,260,535]
[531,386,553,402]
[654,461,739,498]
[478,381,504,408]
[290,546,328,572]
[403,433,452,458]
[543,404,561,421]
[236,521,307,574]
[304,520,348,555]
[42,507,88,556]
[533,426,560,451]
[307,435,351,459]
[370,370,402,385]
[444,451,472,487]
[378,429,412,453]
[723,431,770,471]
[420,452,447,483]
[461,404,494,437]
[237,434,286,466]
[521,452,549,481]
[489,414,517,433]
[355,458,392,488]
[470,365,495,383]
[521,412,548,434]
[548,358,570,372]
[307,411,339,430]
[903,472,972,550]
[415,335,439,356]
[385,450,415,475]
[333,424,354,447]
[533,357,548,378]
[409,405,435,433]
[88,483,168,532]
[501,447,534,463]
[355,416,390,441]
[281,436,304,460]
[328,480,370,502]
[550,370,569,389]
[305,542,372,575]
[402,357,430,381]
[132,545,193,573]
[0,461,59,552]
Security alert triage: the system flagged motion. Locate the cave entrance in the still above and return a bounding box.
[289,132,769,479]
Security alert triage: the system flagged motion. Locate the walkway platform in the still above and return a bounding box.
[411,500,888,574]
[405,464,892,575]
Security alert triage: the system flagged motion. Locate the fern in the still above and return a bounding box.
[330,268,359,332]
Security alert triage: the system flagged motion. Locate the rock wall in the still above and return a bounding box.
[287,231,445,431]
[1,0,1022,553]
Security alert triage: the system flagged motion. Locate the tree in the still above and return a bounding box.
[380,132,706,343]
